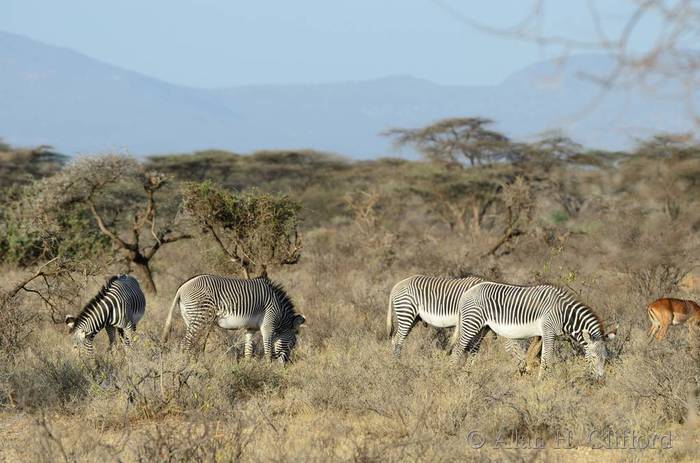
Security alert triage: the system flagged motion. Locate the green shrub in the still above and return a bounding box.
[550,210,570,224]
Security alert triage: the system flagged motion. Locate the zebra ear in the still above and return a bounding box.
[293,314,306,329]
[582,329,592,343]
[65,315,76,330]
[606,323,619,340]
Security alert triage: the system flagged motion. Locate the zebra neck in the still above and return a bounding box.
[562,304,603,342]
[276,311,296,331]
[76,302,109,334]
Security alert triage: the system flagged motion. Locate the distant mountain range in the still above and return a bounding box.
[1,30,697,158]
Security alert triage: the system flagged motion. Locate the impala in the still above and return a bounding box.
[647,298,700,341]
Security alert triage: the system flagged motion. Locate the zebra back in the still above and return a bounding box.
[404,275,485,309]
[388,274,485,338]
[459,281,606,340]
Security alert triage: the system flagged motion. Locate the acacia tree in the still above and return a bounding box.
[533,131,583,162]
[0,144,67,189]
[383,117,511,166]
[181,181,302,278]
[635,133,698,159]
[21,155,190,294]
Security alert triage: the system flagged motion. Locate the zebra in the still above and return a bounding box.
[64,275,146,354]
[386,275,484,356]
[449,282,616,379]
[161,274,306,363]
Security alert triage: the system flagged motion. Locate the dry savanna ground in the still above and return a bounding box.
[1,146,700,462]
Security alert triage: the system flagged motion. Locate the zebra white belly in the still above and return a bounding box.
[419,311,457,328]
[488,320,542,339]
[217,313,263,330]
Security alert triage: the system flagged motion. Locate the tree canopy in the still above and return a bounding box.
[12,155,190,293]
[181,181,302,278]
[383,117,511,166]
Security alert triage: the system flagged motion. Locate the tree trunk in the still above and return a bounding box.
[131,258,157,295]
[484,206,516,257]
[471,204,482,236]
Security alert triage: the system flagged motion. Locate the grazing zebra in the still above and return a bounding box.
[386,275,484,356]
[64,275,146,354]
[161,274,305,363]
[450,282,616,379]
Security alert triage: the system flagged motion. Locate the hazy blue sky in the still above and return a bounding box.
[1,1,668,88]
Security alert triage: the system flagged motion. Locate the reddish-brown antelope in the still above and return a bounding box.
[647,298,700,341]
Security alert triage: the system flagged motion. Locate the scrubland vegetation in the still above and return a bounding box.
[1,127,700,462]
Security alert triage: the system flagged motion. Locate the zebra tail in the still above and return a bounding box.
[386,297,395,338]
[161,291,181,343]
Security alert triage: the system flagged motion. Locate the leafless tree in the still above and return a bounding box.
[21,155,190,294]
[435,0,700,127]
[344,189,382,237]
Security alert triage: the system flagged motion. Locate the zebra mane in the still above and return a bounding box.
[555,286,605,336]
[585,306,605,334]
[264,278,296,314]
[74,275,120,321]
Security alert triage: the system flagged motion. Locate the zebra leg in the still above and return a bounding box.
[465,326,489,354]
[244,330,256,359]
[106,326,117,351]
[122,324,136,348]
[449,308,486,365]
[182,326,200,353]
[391,312,417,357]
[261,326,274,362]
[538,333,556,380]
[82,335,95,357]
[504,338,527,372]
[180,304,214,354]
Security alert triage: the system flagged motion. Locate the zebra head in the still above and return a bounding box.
[64,315,94,353]
[272,314,306,364]
[581,329,616,379]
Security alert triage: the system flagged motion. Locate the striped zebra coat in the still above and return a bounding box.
[386,275,484,356]
[450,282,616,379]
[161,275,305,363]
[65,275,146,354]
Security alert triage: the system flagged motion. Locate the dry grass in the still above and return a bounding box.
[2,153,700,462]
